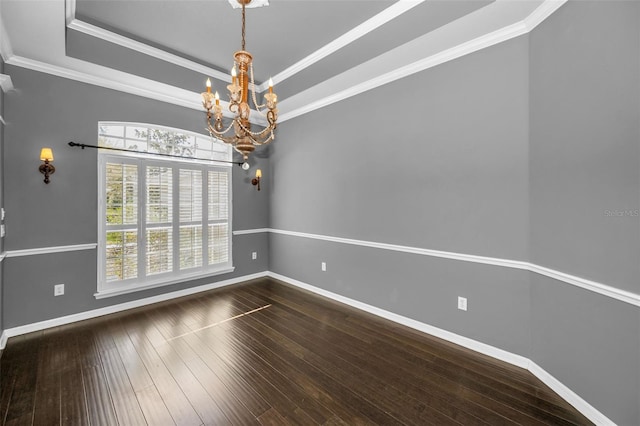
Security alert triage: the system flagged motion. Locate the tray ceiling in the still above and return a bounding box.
[0,0,563,123]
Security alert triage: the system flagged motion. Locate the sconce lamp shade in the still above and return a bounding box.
[255,169,262,179]
[40,148,54,162]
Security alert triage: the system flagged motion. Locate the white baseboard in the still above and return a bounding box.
[266,271,529,368]
[0,271,268,348]
[527,361,616,426]
[0,270,617,425]
[267,271,616,426]
[0,331,7,352]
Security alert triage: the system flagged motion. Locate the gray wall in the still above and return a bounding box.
[270,36,530,260]
[2,65,270,328]
[270,35,532,355]
[1,1,639,424]
[530,0,640,293]
[269,2,639,425]
[529,1,640,424]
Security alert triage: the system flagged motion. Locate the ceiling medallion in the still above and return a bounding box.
[202,0,278,164]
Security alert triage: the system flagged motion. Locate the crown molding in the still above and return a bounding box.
[279,0,567,123]
[67,18,231,85]
[0,12,14,62]
[64,0,76,26]
[523,0,566,30]
[0,73,14,92]
[255,0,426,92]
[6,0,566,127]
[64,0,421,93]
[5,55,268,125]
[7,55,202,108]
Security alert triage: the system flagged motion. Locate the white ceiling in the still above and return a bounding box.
[0,0,566,124]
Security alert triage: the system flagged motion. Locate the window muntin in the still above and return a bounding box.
[97,123,233,297]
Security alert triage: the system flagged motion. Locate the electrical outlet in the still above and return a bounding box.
[54,284,65,296]
[1,208,5,220]
[0,224,5,238]
[457,296,467,311]
[321,262,327,272]
[252,251,257,260]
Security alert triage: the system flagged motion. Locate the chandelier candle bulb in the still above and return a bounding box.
[231,66,237,85]
[268,77,273,94]
[215,91,220,106]
[206,78,211,93]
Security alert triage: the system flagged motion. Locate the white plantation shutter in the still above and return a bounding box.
[146,166,173,275]
[97,123,233,297]
[208,171,229,264]
[105,162,139,282]
[179,169,203,270]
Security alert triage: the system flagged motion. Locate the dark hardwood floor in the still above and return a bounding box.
[1,278,593,425]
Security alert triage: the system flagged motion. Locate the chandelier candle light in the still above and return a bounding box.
[201,0,278,165]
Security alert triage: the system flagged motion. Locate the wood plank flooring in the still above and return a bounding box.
[0,278,593,425]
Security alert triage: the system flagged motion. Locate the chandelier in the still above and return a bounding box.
[201,0,278,165]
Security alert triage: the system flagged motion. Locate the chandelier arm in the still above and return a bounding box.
[214,133,241,146]
[206,120,235,136]
[237,121,276,140]
[244,131,272,147]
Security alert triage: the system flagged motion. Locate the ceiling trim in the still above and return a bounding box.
[5,55,269,126]
[64,0,423,92]
[3,0,566,128]
[7,55,200,109]
[278,0,567,123]
[0,73,14,92]
[0,11,14,61]
[66,19,232,84]
[258,0,425,92]
[64,0,76,25]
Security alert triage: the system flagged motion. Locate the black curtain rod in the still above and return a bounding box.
[68,141,244,166]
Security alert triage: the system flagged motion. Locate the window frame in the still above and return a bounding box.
[96,123,234,299]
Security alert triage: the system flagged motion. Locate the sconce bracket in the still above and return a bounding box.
[251,177,261,191]
[39,161,55,184]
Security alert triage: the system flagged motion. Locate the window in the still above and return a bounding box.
[97,123,233,297]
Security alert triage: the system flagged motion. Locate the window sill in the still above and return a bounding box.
[94,266,236,299]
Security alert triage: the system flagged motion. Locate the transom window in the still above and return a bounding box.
[97,123,233,298]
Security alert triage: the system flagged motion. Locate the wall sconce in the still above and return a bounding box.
[39,147,55,184]
[251,168,262,191]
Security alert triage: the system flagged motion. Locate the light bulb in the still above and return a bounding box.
[242,162,250,170]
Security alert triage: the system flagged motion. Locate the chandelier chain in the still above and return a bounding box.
[250,64,267,114]
[241,2,246,51]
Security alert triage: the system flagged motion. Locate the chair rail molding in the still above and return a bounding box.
[252,227,640,308]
